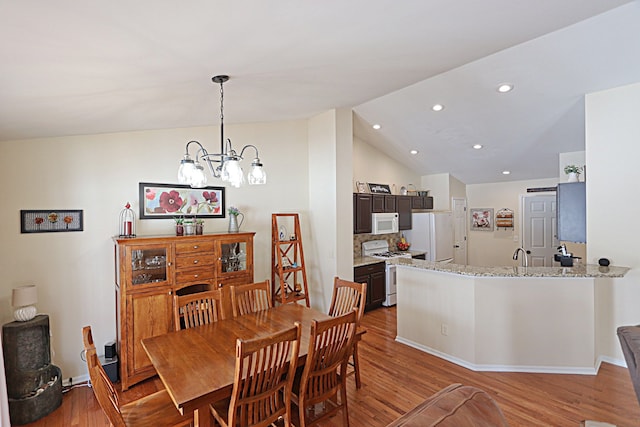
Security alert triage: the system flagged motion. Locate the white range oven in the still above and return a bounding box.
[361,240,412,307]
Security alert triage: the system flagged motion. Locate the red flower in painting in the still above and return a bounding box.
[159,190,183,213]
[64,216,73,224]
[34,217,44,225]
[145,188,156,200]
[203,191,218,203]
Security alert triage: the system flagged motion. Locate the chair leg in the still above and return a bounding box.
[341,382,350,427]
[352,341,361,389]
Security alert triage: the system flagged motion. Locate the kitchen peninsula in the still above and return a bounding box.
[389,258,629,374]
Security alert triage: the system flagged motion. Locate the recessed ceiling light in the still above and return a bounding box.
[372,124,381,130]
[497,83,514,93]
[410,149,419,155]
[473,144,483,150]
[502,170,511,175]
[432,104,444,112]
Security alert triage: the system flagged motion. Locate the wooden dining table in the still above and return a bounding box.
[141,303,332,427]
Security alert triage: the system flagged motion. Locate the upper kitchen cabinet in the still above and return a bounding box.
[397,195,412,230]
[411,195,434,210]
[557,182,586,243]
[354,193,372,234]
[372,194,397,213]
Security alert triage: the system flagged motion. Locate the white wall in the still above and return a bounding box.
[307,109,353,311]
[586,81,640,361]
[448,175,467,204]
[421,173,451,210]
[353,136,420,194]
[466,178,559,266]
[0,119,309,380]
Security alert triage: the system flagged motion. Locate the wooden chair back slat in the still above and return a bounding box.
[83,326,193,427]
[212,323,302,427]
[174,289,224,330]
[230,280,272,317]
[82,326,127,427]
[328,277,366,323]
[294,310,357,426]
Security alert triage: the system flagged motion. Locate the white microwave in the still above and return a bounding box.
[372,212,399,235]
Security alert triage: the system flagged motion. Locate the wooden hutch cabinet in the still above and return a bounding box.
[114,232,254,390]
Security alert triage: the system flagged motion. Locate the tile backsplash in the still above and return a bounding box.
[353,232,403,257]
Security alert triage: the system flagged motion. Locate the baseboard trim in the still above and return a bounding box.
[395,336,598,375]
[62,374,89,388]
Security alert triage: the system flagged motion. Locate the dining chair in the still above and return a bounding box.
[230,280,273,317]
[173,289,224,330]
[209,322,302,427]
[328,276,367,389]
[291,309,358,427]
[81,326,193,427]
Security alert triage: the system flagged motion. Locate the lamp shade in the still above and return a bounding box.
[12,285,37,307]
[12,285,38,321]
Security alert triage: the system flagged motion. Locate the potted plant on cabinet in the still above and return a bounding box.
[183,218,195,235]
[174,216,184,236]
[564,165,583,182]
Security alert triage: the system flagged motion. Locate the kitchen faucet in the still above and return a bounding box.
[512,247,529,267]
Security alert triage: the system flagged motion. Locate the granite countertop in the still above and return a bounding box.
[353,250,426,268]
[387,257,630,278]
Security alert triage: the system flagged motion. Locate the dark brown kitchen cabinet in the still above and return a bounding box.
[353,193,372,234]
[397,195,412,230]
[354,262,386,311]
[372,194,396,213]
[411,196,434,209]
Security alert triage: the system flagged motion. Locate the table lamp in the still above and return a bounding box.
[12,285,38,321]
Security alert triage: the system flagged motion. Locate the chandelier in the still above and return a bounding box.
[177,75,266,188]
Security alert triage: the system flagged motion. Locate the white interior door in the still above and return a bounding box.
[452,197,467,265]
[522,194,558,266]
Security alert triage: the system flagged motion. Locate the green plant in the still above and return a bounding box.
[228,206,240,216]
[173,216,184,225]
[195,219,204,225]
[564,165,583,175]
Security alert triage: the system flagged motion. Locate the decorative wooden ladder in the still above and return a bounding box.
[271,213,310,307]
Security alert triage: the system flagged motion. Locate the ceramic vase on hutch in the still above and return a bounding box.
[228,213,244,233]
[567,172,579,182]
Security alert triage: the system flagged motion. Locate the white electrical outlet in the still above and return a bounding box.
[441,323,449,336]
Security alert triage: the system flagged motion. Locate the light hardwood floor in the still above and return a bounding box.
[22,306,640,426]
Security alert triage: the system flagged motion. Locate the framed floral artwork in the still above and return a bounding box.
[139,183,225,219]
[21,209,84,233]
[470,208,494,231]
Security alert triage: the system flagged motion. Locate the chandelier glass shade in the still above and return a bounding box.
[177,75,266,188]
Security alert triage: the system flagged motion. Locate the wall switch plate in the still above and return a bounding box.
[441,323,449,336]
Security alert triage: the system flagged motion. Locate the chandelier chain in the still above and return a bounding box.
[219,80,224,123]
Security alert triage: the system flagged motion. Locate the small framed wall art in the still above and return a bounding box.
[367,183,392,194]
[470,208,494,231]
[20,210,84,233]
[139,182,225,219]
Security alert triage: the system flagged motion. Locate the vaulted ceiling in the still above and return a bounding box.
[1,1,639,183]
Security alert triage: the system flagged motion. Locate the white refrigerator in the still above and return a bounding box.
[405,211,454,262]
